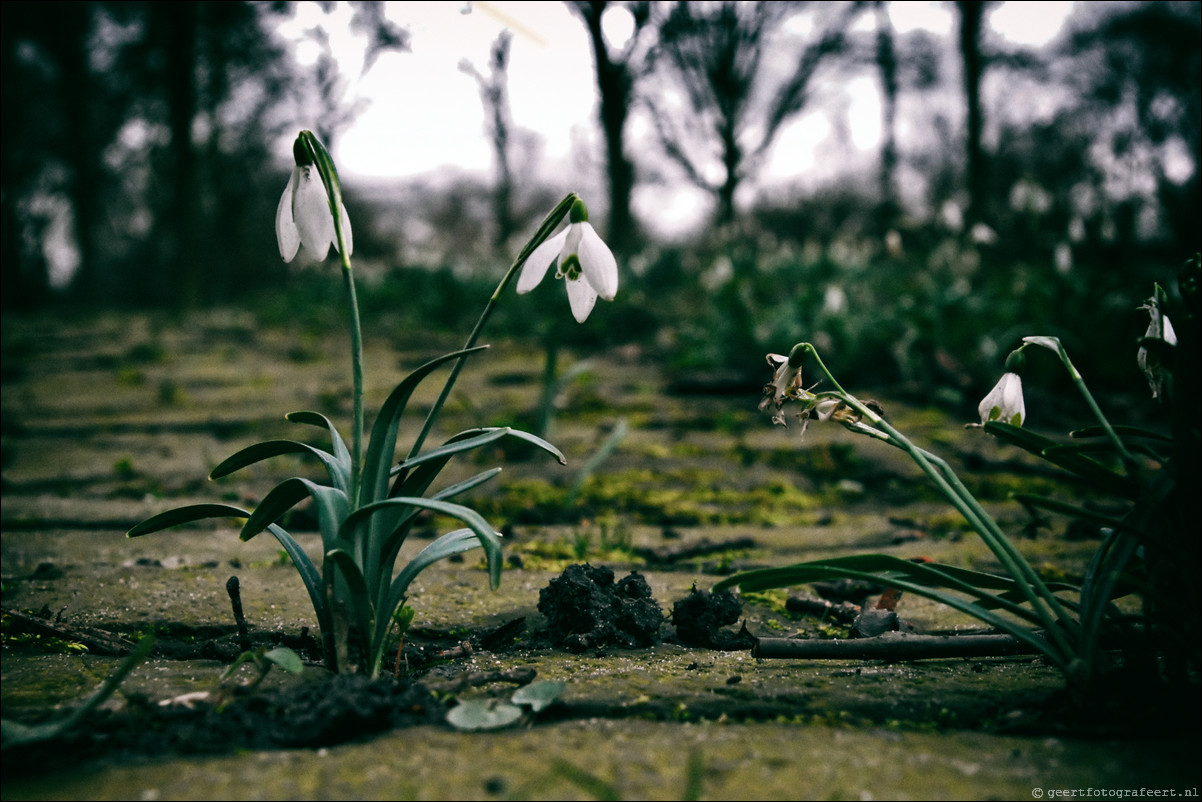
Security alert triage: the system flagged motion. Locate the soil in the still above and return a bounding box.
[2,309,1198,800]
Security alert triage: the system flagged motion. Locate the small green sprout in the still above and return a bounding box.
[445,679,565,731]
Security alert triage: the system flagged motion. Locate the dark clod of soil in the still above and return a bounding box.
[670,587,756,651]
[3,673,444,775]
[536,564,663,653]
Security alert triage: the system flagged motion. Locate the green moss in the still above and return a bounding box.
[486,468,829,528]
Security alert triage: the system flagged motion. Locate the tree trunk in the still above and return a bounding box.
[957,1,987,229]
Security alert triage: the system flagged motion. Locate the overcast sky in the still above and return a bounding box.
[277,1,1075,235]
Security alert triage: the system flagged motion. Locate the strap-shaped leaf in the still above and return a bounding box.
[1071,424,1171,442]
[714,557,1066,661]
[983,421,1060,455]
[391,428,510,473]
[324,548,376,660]
[1039,445,1138,498]
[432,467,504,500]
[379,527,497,645]
[986,422,1136,498]
[367,431,510,561]
[239,477,349,550]
[360,346,488,508]
[389,528,490,601]
[210,439,349,494]
[127,504,329,654]
[262,522,328,635]
[1013,493,1131,531]
[288,409,353,472]
[344,496,503,588]
[367,468,505,598]
[714,554,1052,629]
[128,503,249,537]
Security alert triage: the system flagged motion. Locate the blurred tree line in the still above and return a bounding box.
[2,1,1198,400]
[0,0,406,309]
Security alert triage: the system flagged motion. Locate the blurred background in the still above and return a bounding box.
[3,0,1198,408]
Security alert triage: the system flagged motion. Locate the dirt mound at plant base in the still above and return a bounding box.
[2,674,445,774]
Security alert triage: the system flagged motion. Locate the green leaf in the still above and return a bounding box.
[127,505,327,642]
[240,478,349,551]
[347,497,503,587]
[262,522,327,635]
[263,647,305,674]
[1,635,155,749]
[287,410,353,468]
[386,527,495,611]
[394,428,507,472]
[446,699,524,731]
[1013,494,1130,530]
[1071,424,1171,442]
[986,422,1137,498]
[325,548,375,643]
[712,554,1071,655]
[210,439,349,494]
[128,503,250,537]
[512,680,565,712]
[431,468,503,500]
[360,346,489,509]
[568,417,628,503]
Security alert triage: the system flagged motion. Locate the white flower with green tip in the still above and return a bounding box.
[517,199,617,322]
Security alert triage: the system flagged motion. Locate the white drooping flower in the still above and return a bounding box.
[978,372,1026,426]
[1137,294,1177,401]
[516,199,617,322]
[276,145,353,263]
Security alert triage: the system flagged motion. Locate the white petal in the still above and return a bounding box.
[516,230,568,294]
[293,166,336,260]
[1002,373,1025,425]
[978,372,1025,426]
[276,169,301,262]
[577,223,618,300]
[565,275,598,322]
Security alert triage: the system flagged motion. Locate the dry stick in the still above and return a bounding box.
[753,632,1050,660]
[1,607,140,656]
[226,576,251,652]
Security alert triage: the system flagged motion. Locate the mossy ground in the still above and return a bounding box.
[2,309,1197,800]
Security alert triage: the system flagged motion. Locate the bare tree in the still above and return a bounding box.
[645,1,863,226]
[955,0,989,230]
[461,31,517,248]
[873,0,900,229]
[566,1,655,254]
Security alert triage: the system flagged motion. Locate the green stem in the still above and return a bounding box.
[407,193,579,459]
[341,259,364,502]
[1024,337,1136,467]
[797,343,1078,659]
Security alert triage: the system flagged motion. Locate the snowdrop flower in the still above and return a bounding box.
[276,134,353,262]
[978,372,1026,426]
[977,348,1027,426]
[760,353,803,411]
[1137,294,1177,401]
[516,199,617,322]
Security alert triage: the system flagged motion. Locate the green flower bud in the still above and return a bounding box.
[1003,349,1026,375]
[568,198,589,224]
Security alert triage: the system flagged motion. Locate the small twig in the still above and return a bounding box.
[425,667,538,695]
[225,576,251,652]
[753,632,1050,660]
[784,595,861,624]
[1,607,139,656]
